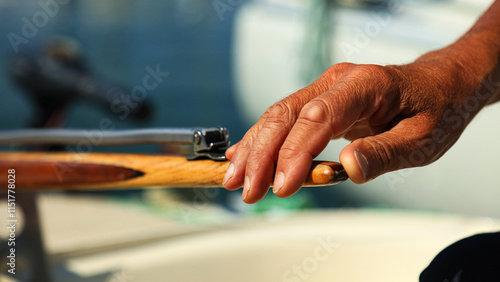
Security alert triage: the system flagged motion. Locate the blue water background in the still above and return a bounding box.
[0,0,247,143]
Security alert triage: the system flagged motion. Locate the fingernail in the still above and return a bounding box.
[222,163,234,185]
[273,172,285,194]
[243,176,250,201]
[354,149,369,180]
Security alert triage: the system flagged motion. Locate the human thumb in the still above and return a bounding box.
[339,120,434,184]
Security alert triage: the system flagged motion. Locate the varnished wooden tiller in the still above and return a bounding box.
[0,126,348,191]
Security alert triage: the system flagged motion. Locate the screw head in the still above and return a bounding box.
[194,131,202,144]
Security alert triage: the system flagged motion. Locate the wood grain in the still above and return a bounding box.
[0,152,347,191]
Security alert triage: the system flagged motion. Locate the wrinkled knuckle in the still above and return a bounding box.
[270,101,292,116]
[247,149,275,170]
[327,62,353,73]
[350,64,389,80]
[298,99,331,125]
[279,135,314,162]
[237,136,254,152]
[267,101,295,124]
[322,63,354,80]
[348,64,397,97]
[246,135,279,164]
[373,65,397,87]
[278,143,302,161]
[251,135,271,152]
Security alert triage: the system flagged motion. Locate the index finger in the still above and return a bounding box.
[273,65,394,197]
[223,63,353,199]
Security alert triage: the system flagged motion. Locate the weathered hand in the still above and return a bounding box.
[223,37,500,204]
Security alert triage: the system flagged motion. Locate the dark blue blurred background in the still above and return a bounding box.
[0,0,247,141]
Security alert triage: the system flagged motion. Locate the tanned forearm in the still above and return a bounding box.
[417,0,500,105]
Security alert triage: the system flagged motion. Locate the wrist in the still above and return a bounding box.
[384,47,495,131]
[416,24,500,102]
